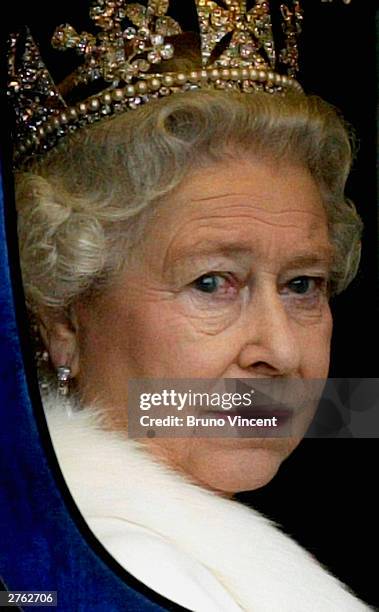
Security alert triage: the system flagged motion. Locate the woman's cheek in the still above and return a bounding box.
[299,305,333,377]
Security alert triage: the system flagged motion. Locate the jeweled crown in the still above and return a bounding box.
[8,0,306,167]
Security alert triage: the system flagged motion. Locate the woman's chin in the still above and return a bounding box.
[181,441,297,495]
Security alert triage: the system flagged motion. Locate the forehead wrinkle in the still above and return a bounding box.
[159,201,328,274]
[188,200,325,218]
[164,209,325,243]
[187,193,325,216]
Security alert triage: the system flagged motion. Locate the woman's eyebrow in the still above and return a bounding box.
[164,243,253,278]
[283,250,333,269]
[165,243,334,280]
[169,242,254,265]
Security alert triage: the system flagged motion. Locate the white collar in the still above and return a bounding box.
[43,392,370,612]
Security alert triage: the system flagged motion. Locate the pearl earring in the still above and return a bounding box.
[56,366,71,397]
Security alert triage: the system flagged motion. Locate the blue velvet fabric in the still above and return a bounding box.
[0,166,174,610]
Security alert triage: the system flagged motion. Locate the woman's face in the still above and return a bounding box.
[55,157,333,493]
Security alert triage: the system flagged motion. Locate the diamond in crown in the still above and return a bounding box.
[51,0,182,87]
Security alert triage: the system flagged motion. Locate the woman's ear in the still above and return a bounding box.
[37,307,80,377]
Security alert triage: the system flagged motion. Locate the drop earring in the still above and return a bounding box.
[56,366,71,397]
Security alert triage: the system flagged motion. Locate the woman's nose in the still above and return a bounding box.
[237,286,301,376]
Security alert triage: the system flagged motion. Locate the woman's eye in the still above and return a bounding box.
[192,273,238,297]
[287,276,325,295]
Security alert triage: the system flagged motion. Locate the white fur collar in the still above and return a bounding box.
[43,393,371,611]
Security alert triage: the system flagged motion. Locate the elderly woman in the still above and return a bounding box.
[11,1,372,609]
[15,88,371,610]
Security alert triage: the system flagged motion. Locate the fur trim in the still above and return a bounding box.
[44,393,372,612]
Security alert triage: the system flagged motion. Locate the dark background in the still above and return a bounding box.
[300,2,378,379]
[1,1,378,609]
